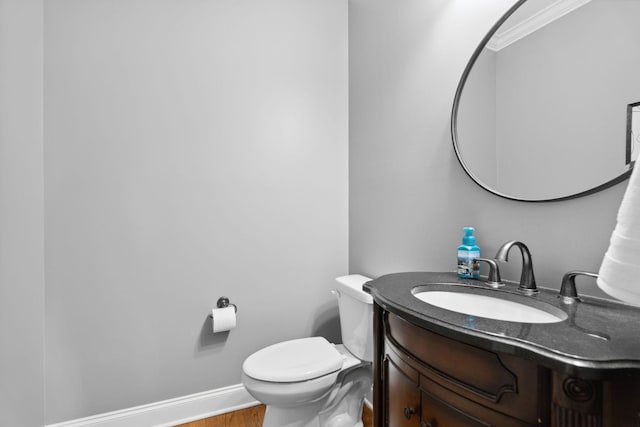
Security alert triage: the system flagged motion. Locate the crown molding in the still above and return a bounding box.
[486,0,592,51]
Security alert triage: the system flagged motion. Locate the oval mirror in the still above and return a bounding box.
[452,0,640,202]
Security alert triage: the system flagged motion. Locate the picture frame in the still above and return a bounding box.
[627,101,640,166]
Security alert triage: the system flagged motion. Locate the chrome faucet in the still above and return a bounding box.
[558,271,598,304]
[495,240,538,295]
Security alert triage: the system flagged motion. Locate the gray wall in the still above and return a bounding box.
[0,0,45,426]
[2,0,634,425]
[349,0,625,297]
[457,48,497,188]
[44,0,347,423]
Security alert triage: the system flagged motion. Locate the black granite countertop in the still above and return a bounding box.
[364,272,640,380]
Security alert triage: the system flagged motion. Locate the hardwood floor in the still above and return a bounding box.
[174,405,265,427]
[362,403,373,426]
[175,403,373,427]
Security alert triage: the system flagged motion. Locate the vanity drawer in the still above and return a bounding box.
[385,312,544,423]
[421,375,536,427]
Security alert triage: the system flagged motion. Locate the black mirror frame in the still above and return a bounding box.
[450,0,633,203]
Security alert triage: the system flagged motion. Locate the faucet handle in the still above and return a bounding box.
[475,258,504,288]
[559,271,598,304]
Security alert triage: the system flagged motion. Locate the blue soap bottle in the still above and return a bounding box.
[457,227,480,279]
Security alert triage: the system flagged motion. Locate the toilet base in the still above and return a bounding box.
[261,364,371,427]
[261,400,325,427]
[261,401,365,427]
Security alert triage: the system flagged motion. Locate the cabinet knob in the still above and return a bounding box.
[404,406,417,419]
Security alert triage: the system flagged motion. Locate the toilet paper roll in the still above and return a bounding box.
[211,306,236,333]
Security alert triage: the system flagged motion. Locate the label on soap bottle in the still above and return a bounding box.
[457,250,480,279]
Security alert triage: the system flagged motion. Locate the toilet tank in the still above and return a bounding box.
[334,275,374,362]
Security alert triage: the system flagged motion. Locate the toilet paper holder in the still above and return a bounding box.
[209,296,237,318]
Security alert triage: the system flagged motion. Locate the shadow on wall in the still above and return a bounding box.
[311,302,341,344]
[198,316,231,350]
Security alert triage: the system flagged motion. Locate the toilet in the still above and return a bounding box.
[241,274,374,427]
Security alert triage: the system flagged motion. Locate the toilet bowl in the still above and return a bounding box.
[241,275,373,427]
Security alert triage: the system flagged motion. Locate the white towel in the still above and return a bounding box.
[597,166,640,305]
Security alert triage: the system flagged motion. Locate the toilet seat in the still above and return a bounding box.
[243,337,343,382]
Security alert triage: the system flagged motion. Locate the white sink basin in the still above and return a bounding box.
[414,290,567,324]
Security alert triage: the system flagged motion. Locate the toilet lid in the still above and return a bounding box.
[243,337,343,383]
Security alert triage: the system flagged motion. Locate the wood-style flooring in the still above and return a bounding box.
[174,405,265,427]
[175,403,373,427]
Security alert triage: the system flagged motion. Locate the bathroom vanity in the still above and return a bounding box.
[364,272,640,427]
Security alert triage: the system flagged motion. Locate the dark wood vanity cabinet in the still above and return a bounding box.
[384,356,421,427]
[372,304,640,427]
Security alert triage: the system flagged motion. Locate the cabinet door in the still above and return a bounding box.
[385,356,421,427]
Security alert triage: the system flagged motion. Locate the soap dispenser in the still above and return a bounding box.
[457,227,480,279]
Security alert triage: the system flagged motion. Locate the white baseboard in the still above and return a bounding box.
[45,384,260,427]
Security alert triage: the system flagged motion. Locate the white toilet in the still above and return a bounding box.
[241,274,374,427]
